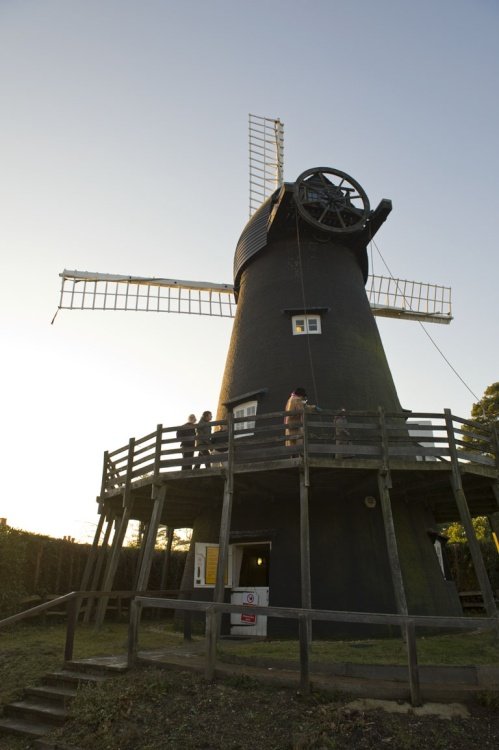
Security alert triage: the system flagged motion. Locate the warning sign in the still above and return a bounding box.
[241,590,257,623]
[241,612,257,624]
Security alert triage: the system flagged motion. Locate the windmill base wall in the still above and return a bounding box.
[179,482,463,638]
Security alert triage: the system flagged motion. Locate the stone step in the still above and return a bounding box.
[0,662,120,745]
[26,683,78,704]
[5,696,67,725]
[42,669,108,689]
[0,715,54,738]
[64,657,128,675]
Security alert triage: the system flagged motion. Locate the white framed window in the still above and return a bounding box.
[194,542,233,588]
[233,400,258,435]
[292,314,322,335]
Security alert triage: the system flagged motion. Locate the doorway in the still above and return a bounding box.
[230,542,271,636]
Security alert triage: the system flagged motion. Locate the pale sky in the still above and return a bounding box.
[1,0,498,542]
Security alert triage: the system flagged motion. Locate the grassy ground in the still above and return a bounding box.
[0,621,498,749]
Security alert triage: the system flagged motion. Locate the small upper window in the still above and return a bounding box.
[234,400,258,435]
[292,314,321,335]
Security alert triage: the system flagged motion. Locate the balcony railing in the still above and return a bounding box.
[101,410,498,494]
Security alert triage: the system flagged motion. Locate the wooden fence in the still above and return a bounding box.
[1,590,497,707]
[127,594,499,707]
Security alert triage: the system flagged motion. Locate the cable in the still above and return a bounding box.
[370,239,481,404]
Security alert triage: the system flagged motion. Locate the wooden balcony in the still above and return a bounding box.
[97,408,499,528]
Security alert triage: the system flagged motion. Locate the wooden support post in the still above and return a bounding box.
[94,508,132,627]
[94,437,136,627]
[214,415,234,607]
[135,485,167,592]
[132,522,149,590]
[445,410,498,619]
[378,473,408,618]
[78,511,104,615]
[160,526,174,590]
[404,619,422,706]
[299,470,312,612]
[378,407,409,619]
[83,512,115,625]
[298,613,311,694]
[302,409,310,487]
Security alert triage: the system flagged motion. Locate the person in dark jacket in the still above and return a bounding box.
[195,410,213,468]
[177,414,197,470]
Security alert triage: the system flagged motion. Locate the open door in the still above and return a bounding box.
[230,542,271,636]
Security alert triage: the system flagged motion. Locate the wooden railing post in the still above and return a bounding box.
[64,596,78,663]
[298,613,311,694]
[183,591,193,642]
[128,598,141,668]
[299,470,312,624]
[403,619,421,706]
[205,606,217,681]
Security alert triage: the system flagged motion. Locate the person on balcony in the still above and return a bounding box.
[195,411,213,468]
[177,414,197,470]
[334,408,351,457]
[284,387,310,447]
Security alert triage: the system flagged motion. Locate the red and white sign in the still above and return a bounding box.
[241,591,257,623]
[241,612,257,623]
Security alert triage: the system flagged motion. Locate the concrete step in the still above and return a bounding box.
[0,662,121,744]
[64,657,128,675]
[26,683,79,704]
[42,669,108,689]
[0,715,54,738]
[5,696,67,725]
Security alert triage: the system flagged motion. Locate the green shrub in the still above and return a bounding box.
[0,525,27,617]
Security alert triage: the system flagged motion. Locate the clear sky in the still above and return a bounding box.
[1,0,498,542]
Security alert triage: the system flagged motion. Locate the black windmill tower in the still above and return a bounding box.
[58,115,498,635]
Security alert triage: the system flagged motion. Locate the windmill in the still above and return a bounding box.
[57,116,498,635]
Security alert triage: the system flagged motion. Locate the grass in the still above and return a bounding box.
[218,630,499,667]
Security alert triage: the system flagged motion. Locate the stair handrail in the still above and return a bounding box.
[0,589,180,662]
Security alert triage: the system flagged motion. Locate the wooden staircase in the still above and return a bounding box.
[0,660,126,747]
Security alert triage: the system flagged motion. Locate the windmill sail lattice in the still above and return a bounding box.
[249,114,284,217]
[58,269,452,324]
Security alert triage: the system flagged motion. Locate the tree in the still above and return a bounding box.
[462,381,499,453]
[470,381,499,426]
[441,381,499,544]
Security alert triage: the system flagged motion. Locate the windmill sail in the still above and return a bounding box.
[57,269,452,324]
[249,114,284,217]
